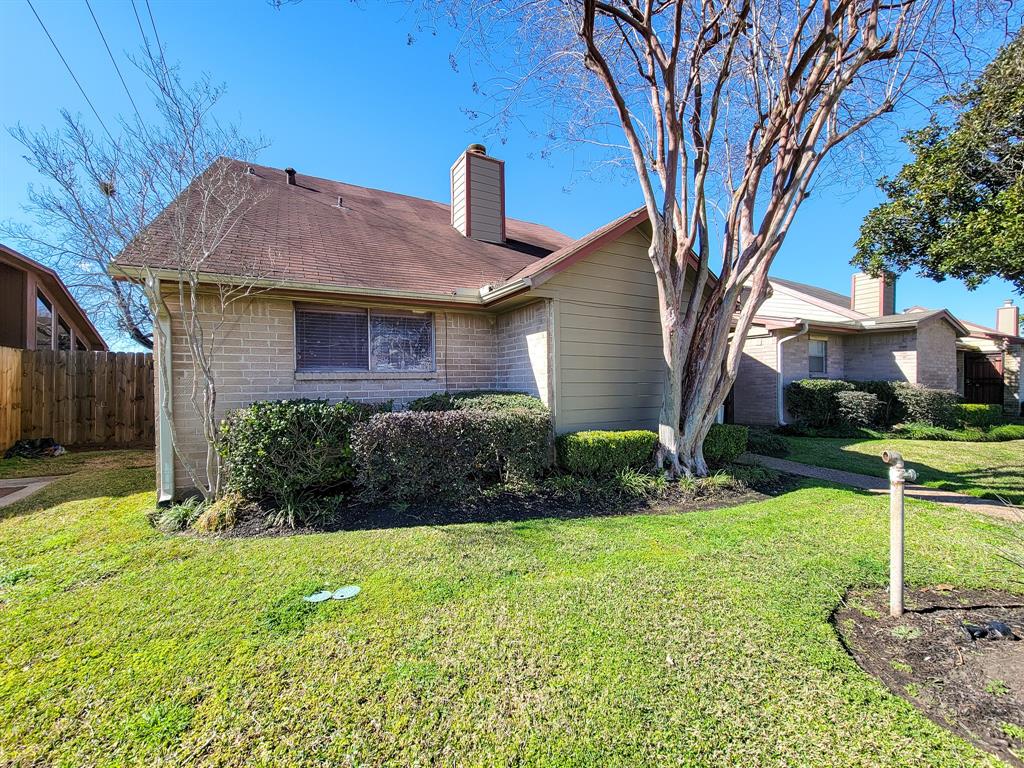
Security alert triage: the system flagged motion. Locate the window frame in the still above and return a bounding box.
[293,304,436,375]
[35,291,54,350]
[808,337,828,376]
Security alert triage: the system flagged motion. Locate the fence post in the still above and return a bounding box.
[881,450,918,617]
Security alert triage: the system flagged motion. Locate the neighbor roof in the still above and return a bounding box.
[769,276,855,313]
[115,159,572,298]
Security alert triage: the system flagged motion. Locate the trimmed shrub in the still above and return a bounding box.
[954,403,1004,429]
[746,428,790,457]
[986,423,1024,441]
[219,398,386,524]
[352,409,552,503]
[784,379,856,428]
[835,390,883,427]
[892,382,960,427]
[557,430,658,477]
[703,423,749,466]
[849,381,905,425]
[408,390,548,414]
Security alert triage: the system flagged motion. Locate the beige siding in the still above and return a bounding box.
[851,273,894,317]
[162,292,497,492]
[450,156,468,234]
[759,289,853,322]
[466,153,503,243]
[533,225,669,433]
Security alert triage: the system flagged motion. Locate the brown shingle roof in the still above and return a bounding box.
[116,159,572,296]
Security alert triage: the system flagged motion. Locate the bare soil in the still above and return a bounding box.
[836,587,1024,766]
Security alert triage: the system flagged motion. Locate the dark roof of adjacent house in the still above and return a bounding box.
[115,159,573,297]
[0,243,107,350]
[751,308,970,337]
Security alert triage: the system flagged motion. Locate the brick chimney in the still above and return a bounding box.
[851,272,895,317]
[996,299,1020,336]
[450,144,505,244]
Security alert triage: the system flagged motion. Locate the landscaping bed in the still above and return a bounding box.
[836,587,1024,767]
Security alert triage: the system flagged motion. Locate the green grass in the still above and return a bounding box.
[0,448,153,480]
[0,456,1020,766]
[781,437,1024,505]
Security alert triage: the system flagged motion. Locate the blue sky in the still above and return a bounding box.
[1,0,1017,350]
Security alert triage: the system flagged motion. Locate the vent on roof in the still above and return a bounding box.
[336,196,343,208]
[246,166,255,175]
[450,145,505,244]
[285,167,296,186]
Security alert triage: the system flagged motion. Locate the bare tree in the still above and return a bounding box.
[413,0,1008,476]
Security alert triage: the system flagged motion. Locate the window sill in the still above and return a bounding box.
[295,370,439,381]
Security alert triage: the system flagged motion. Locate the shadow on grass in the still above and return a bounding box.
[0,466,155,522]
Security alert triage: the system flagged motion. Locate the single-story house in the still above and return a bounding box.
[0,243,107,352]
[114,148,704,498]
[730,272,1023,426]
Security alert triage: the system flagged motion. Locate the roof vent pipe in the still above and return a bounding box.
[285,167,296,185]
[337,196,343,207]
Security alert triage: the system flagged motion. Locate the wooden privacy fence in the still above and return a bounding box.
[0,346,154,451]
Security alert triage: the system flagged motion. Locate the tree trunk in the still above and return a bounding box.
[655,282,686,477]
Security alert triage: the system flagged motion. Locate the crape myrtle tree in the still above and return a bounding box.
[854,29,1024,294]
[419,0,1004,476]
[7,45,269,500]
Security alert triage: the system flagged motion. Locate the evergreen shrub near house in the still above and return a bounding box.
[219,398,388,526]
[746,428,790,457]
[702,424,749,466]
[408,390,548,414]
[954,403,1005,429]
[834,390,884,428]
[352,409,553,503]
[891,382,960,428]
[557,430,658,477]
[784,379,857,428]
[849,380,905,425]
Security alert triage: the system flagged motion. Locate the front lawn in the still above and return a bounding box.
[780,437,1024,505]
[1,457,1021,766]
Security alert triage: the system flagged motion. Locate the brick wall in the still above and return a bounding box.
[844,329,918,383]
[163,292,499,492]
[495,300,550,403]
[915,317,957,391]
[733,331,778,425]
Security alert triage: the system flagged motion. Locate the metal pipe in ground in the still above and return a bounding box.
[881,450,918,617]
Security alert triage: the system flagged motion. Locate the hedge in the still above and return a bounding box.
[784,379,856,428]
[835,390,883,427]
[703,424,748,466]
[352,409,553,503]
[219,398,387,525]
[557,430,658,477]
[408,390,548,414]
[892,382,960,428]
[954,403,1004,429]
[746,428,789,457]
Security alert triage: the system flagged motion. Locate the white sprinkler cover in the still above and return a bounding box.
[332,585,361,600]
[303,590,334,603]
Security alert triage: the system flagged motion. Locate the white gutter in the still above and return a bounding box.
[146,274,176,504]
[480,277,532,304]
[777,321,809,426]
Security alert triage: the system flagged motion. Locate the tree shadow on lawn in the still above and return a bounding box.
[0,466,155,523]
[226,475,811,538]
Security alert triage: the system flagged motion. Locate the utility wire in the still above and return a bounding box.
[84,0,143,122]
[25,0,116,143]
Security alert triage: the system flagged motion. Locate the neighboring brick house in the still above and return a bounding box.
[0,243,106,352]
[730,273,1023,426]
[115,148,702,498]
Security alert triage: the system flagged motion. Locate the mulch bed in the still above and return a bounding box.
[836,587,1024,766]
[219,472,802,539]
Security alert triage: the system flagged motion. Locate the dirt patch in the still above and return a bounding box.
[836,587,1024,766]
[216,472,803,539]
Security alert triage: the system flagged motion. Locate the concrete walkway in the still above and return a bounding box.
[739,453,1019,523]
[0,476,61,509]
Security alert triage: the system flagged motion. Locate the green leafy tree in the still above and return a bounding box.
[854,32,1024,293]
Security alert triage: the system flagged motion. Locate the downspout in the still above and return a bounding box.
[777,322,809,426]
[146,273,176,504]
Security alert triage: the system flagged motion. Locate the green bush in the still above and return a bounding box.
[408,390,548,414]
[746,428,790,457]
[849,381,905,425]
[557,430,658,477]
[352,409,552,503]
[891,382,960,427]
[219,398,386,526]
[703,423,749,466]
[954,403,1004,429]
[784,379,857,428]
[891,422,970,441]
[983,423,1024,441]
[835,390,883,427]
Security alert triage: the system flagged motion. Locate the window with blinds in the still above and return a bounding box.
[295,307,434,373]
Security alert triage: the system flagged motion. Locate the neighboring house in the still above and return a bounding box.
[114,148,703,498]
[731,272,1023,426]
[0,243,106,352]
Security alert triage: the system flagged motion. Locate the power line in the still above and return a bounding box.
[25,0,117,143]
[83,0,143,121]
